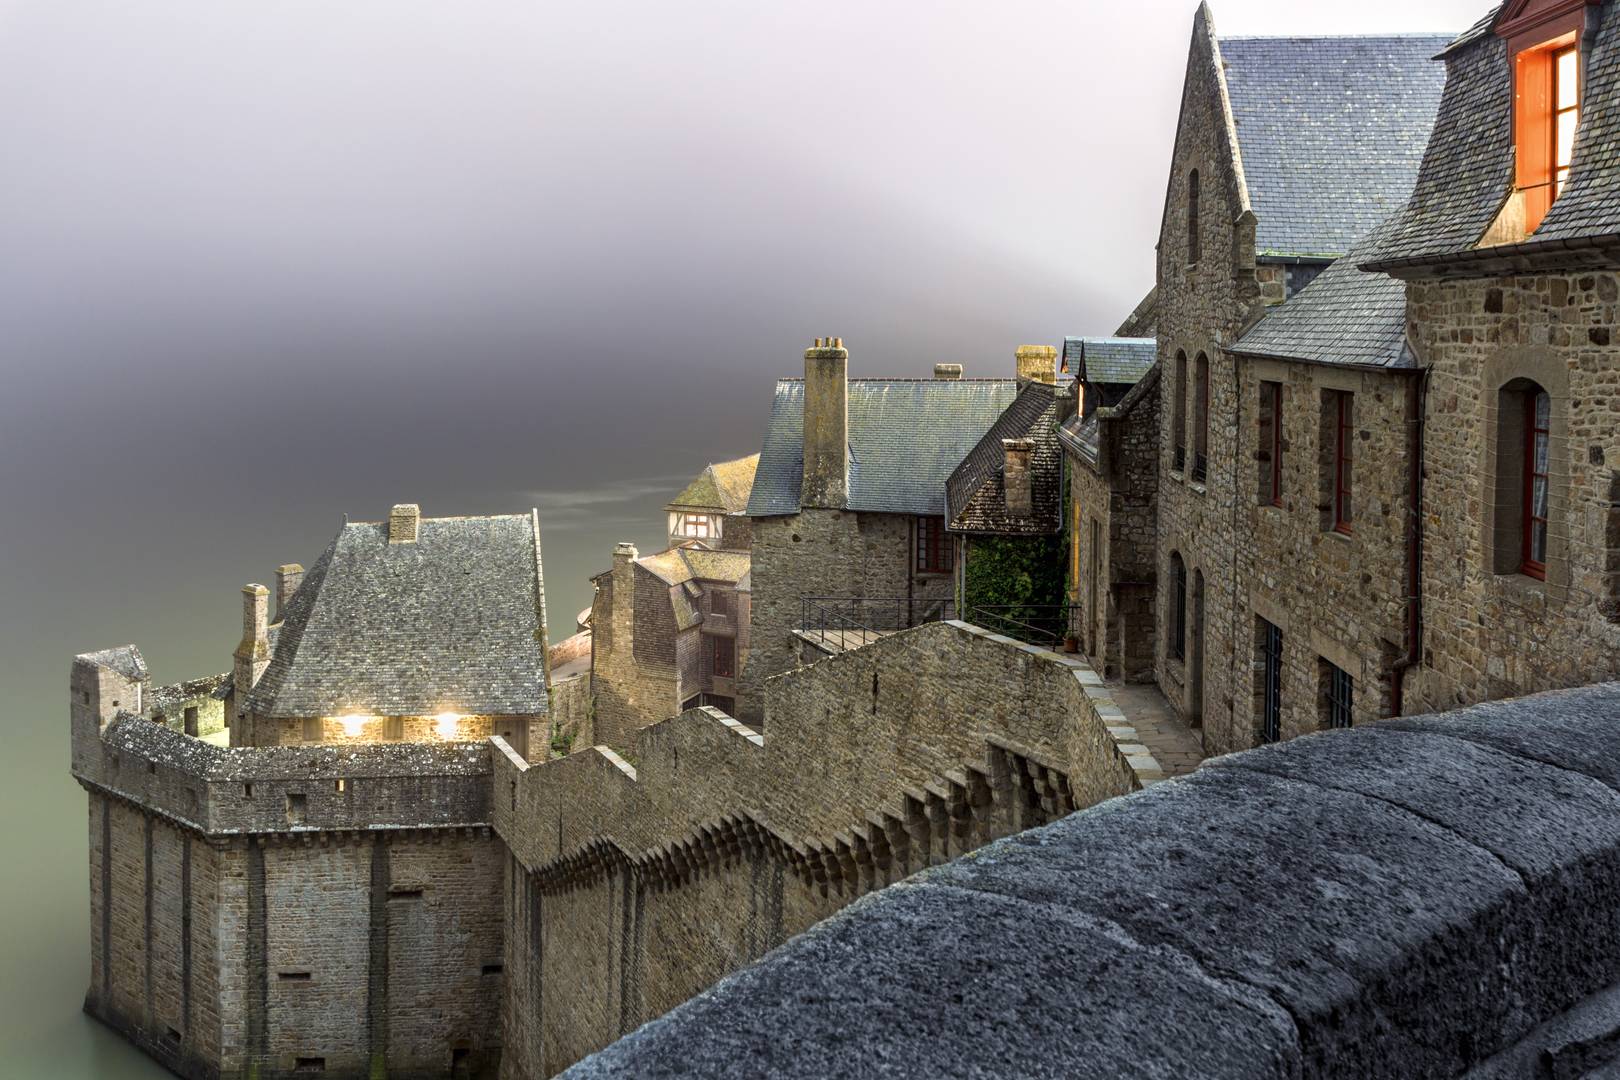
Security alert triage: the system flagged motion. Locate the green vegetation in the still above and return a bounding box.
[962,535,1069,643]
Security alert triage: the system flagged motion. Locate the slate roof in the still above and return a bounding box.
[945,382,1063,536]
[83,644,148,683]
[1065,338,1157,387]
[637,546,750,587]
[746,379,1020,518]
[665,455,760,514]
[245,513,549,719]
[1219,34,1452,258]
[1232,224,1417,369]
[1058,363,1161,471]
[1367,3,1620,267]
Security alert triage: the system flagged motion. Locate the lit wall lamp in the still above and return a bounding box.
[337,714,368,738]
[435,712,462,740]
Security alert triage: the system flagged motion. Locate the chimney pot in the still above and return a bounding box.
[274,563,304,622]
[613,542,639,561]
[389,504,421,543]
[934,363,964,381]
[1015,345,1058,385]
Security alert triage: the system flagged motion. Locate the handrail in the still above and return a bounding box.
[798,596,957,647]
[967,605,1080,648]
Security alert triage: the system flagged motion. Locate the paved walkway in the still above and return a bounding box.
[1104,681,1205,778]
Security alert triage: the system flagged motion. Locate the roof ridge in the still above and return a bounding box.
[1219,32,1456,42]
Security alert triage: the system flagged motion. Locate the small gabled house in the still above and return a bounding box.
[738,340,1050,721]
[663,454,759,551]
[231,503,551,760]
[946,378,1070,635]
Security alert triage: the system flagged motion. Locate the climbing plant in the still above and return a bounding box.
[962,534,1069,641]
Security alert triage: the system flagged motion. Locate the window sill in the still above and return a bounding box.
[1322,528,1353,545]
[1490,570,1549,613]
[1188,480,1207,496]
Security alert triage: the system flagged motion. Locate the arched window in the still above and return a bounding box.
[1169,552,1187,661]
[1188,170,1201,265]
[1173,351,1188,473]
[1193,352,1210,483]
[1493,379,1552,579]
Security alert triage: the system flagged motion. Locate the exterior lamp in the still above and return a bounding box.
[435,712,462,739]
[337,714,367,738]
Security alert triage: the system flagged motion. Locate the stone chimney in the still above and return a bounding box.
[233,584,271,699]
[801,337,849,509]
[274,563,304,622]
[934,363,964,381]
[389,503,420,543]
[1003,439,1035,517]
[1015,345,1057,385]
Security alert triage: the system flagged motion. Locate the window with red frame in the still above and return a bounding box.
[711,636,735,679]
[1523,389,1551,578]
[1259,381,1284,506]
[1332,391,1354,534]
[1508,3,1583,235]
[916,516,952,574]
[1193,353,1210,483]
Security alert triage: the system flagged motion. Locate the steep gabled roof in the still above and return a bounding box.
[1367,2,1620,269]
[245,513,548,719]
[637,546,750,588]
[1058,363,1162,471]
[1219,34,1453,259]
[746,379,1020,518]
[945,382,1063,536]
[665,455,760,514]
[1233,224,1417,369]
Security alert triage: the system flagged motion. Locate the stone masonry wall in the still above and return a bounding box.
[1227,358,1418,751]
[493,620,1163,1077]
[1404,270,1620,711]
[590,552,678,751]
[73,652,502,1080]
[1153,6,1266,747]
[739,509,954,723]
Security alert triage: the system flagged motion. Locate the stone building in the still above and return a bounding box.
[1357,0,1620,712]
[587,458,758,748]
[945,372,1072,637]
[1147,9,1451,752]
[738,339,1046,719]
[231,503,551,760]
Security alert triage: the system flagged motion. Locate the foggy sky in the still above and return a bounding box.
[0,2,1489,1075]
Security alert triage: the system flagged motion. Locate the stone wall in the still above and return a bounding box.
[73,651,503,1080]
[1153,6,1267,746]
[739,508,955,723]
[1403,270,1620,712]
[589,550,678,751]
[548,671,592,757]
[562,681,1620,1080]
[492,619,1162,1077]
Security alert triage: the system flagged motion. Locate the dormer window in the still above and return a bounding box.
[1501,0,1592,234]
[674,513,715,540]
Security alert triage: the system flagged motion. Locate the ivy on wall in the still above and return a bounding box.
[962,534,1069,639]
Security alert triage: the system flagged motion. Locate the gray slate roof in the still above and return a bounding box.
[1233,225,1416,369]
[1219,34,1452,258]
[746,379,1019,518]
[245,513,548,719]
[1368,3,1620,266]
[1065,337,1156,387]
[945,382,1063,536]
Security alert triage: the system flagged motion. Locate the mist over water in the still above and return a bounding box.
[0,0,1484,1074]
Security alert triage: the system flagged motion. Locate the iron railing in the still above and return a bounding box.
[798,596,956,647]
[967,605,1082,649]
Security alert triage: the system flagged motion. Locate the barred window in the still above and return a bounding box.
[1320,659,1353,730]
[916,516,952,573]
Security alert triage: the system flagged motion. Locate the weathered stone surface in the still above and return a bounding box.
[560,882,1300,1080]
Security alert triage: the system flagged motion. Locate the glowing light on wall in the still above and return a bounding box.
[337,714,368,738]
[435,712,462,739]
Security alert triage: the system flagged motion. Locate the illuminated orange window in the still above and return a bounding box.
[1503,0,1591,233]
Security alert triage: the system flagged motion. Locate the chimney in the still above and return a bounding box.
[233,584,271,699]
[1003,439,1034,517]
[274,563,304,622]
[801,337,849,509]
[1015,345,1057,385]
[933,363,964,381]
[389,503,420,543]
[613,541,639,564]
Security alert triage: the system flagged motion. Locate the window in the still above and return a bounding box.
[916,516,952,573]
[1324,390,1354,534]
[1493,379,1553,579]
[1320,659,1353,730]
[302,717,322,743]
[1069,494,1081,595]
[1513,30,1581,234]
[1169,553,1187,662]
[1258,618,1282,744]
[1523,387,1551,578]
[1187,169,1201,265]
[710,590,731,620]
[385,716,404,741]
[1173,351,1188,473]
[675,513,714,539]
[1193,353,1210,483]
[1258,381,1284,506]
[711,636,735,680]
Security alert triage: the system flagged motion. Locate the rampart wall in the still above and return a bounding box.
[492,619,1160,1077]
